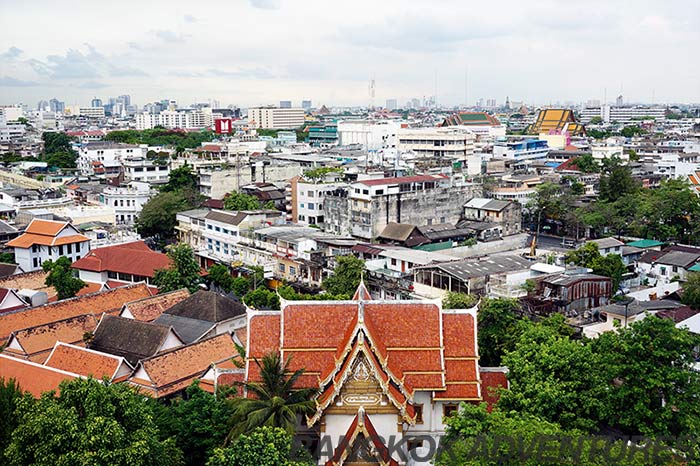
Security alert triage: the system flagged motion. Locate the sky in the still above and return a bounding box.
[0,0,698,109]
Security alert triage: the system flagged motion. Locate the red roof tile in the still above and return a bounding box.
[71,241,171,278]
[121,289,190,322]
[0,354,79,397]
[44,342,130,380]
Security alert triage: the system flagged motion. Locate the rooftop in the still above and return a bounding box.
[71,241,171,279]
[120,288,191,322]
[163,290,246,323]
[420,255,533,280]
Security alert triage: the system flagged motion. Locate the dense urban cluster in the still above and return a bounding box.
[0,94,699,466]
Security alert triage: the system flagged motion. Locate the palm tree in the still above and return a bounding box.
[226,352,317,442]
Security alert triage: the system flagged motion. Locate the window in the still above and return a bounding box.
[108,271,118,279]
[391,258,397,266]
[59,245,64,255]
[215,226,221,232]
[414,404,424,424]
[67,244,72,254]
[362,189,369,195]
[289,266,296,275]
[33,257,38,268]
[207,224,212,230]
[308,202,315,210]
[443,404,458,419]
[375,189,384,195]
[279,264,286,272]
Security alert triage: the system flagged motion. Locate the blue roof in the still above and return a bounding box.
[545,162,562,167]
[626,239,665,248]
[689,264,700,272]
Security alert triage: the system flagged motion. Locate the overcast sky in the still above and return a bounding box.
[0,0,698,108]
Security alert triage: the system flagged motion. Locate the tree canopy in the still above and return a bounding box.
[41,132,77,168]
[207,427,310,466]
[136,192,190,240]
[681,272,700,310]
[566,242,627,292]
[321,255,364,297]
[43,256,86,300]
[153,243,202,293]
[4,378,183,466]
[223,192,263,211]
[104,128,215,149]
[442,291,478,309]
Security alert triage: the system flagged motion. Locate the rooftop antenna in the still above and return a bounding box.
[368,76,375,109]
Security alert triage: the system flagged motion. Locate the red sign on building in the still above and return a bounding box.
[214,118,233,134]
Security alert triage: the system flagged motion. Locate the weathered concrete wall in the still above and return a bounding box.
[441,233,530,258]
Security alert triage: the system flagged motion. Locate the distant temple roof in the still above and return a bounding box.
[441,111,501,127]
[526,108,586,136]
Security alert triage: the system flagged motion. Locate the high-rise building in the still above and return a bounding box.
[279,100,292,109]
[91,97,103,108]
[118,95,131,108]
[37,100,49,111]
[49,98,65,113]
[248,106,305,129]
[385,99,397,111]
[301,100,312,110]
[616,95,624,106]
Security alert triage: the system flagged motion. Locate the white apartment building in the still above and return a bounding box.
[580,105,666,124]
[491,138,549,164]
[247,107,305,129]
[77,142,146,177]
[293,180,344,227]
[397,127,475,161]
[337,120,401,150]
[0,116,25,142]
[122,157,170,183]
[198,162,303,198]
[102,182,155,226]
[135,108,214,130]
[78,107,106,119]
[0,106,24,122]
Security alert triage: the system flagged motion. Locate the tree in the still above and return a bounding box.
[592,316,700,436]
[620,125,646,138]
[499,325,606,432]
[161,165,201,205]
[0,252,14,264]
[302,167,343,183]
[5,378,183,466]
[44,151,77,169]
[477,298,523,367]
[566,242,626,292]
[243,287,279,310]
[136,192,189,239]
[598,157,639,203]
[588,116,603,125]
[42,132,75,156]
[223,193,261,211]
[442,291,477,309]
[208,427,307,466]
[227,353,317,440]
[681,272,700,309]
[231,277,251,298]
[572,153,600,173]
[208,264,235,293]
[322,255,364,297]
[153,243,202,293]
[635,178,700,244]
[156,383,234,466]
[0,378,25,458]
[42,256,86,300]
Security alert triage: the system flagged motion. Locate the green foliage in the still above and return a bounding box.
[477,298,523,367]
[104,128,215,149]
[0,378,24,457]
[41,133,78,169]
[588,116,603,124]
[4,378,183,466]
[161,165,202,205]
[521,278,536,294]
[223,192,262,211]
[586,128,612,139]
[153,243,202,293]
[0,252,15,264]
[231,277,251,298]
[499,318,606,432]
[44,152,78,169]
[681,272,700,310]
[322,255,365,296]
[277,285,348,301]
[227,353,317,440]
[634,178,700,244]
[598,157,639,203]
[302,167,343,182]
[442,291,478,309]
[243,287,280,310]
[156,383,234,466]
[255,129,279,138]
[208,264,235,293]
[562,175,585,195]
[42,256,86,300]
[572,153,600,173]
[208,427,305,466]
[592,315,700,436]
[620,125,646,138]
[136,192,190,239]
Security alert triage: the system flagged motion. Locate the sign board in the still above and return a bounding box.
[214,118,233,134]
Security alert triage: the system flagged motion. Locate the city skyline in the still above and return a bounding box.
[1,0,699,108]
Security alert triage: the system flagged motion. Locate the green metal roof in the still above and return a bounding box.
[414,241,453,252]
[626,239,665,248]
[460,113,488,121]
[689,264,700,272]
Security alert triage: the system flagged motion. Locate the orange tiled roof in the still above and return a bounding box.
[129,333,237,398]
[0,353,79,397]
[44,342,131,380]
[71,241,171,279]
[0,283,153,344]
[4,313,99,363]
[120,288,191,322]
[25,219,68,236]
[7,233,90,249]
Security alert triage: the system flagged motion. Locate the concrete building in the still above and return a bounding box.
[77,142,146,177]
[78,107,105,119]
[122,157,170,183]
[337,120,401,150]
[198,161,303,199]
[397,127,475,162]
[580,105,666,124]
[492,139,549,164]
[323,174,481,240]
[135,108,214,130]
[292,178,345,227]
[7,219,91,272]
[102,182,155,226]
[463,198,522,236]
[247,107,305,129]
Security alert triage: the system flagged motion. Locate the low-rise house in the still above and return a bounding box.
[533,271,612,314]
[582,299,687,338]
[7,219,91,272]
[3,314,99,363]
[463,198,522,236]
[119,289,191,322]
[0,283,152,345]
[89,314,184,366]
[0,288,28,314]
[153,290,247,344]
[589,237,624,256]
[413,254,534,297]
[637,245,700,284]
[128,333,238,398]
[376,222,474,248]
[71,241,170,286]
[44,342,133,381]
